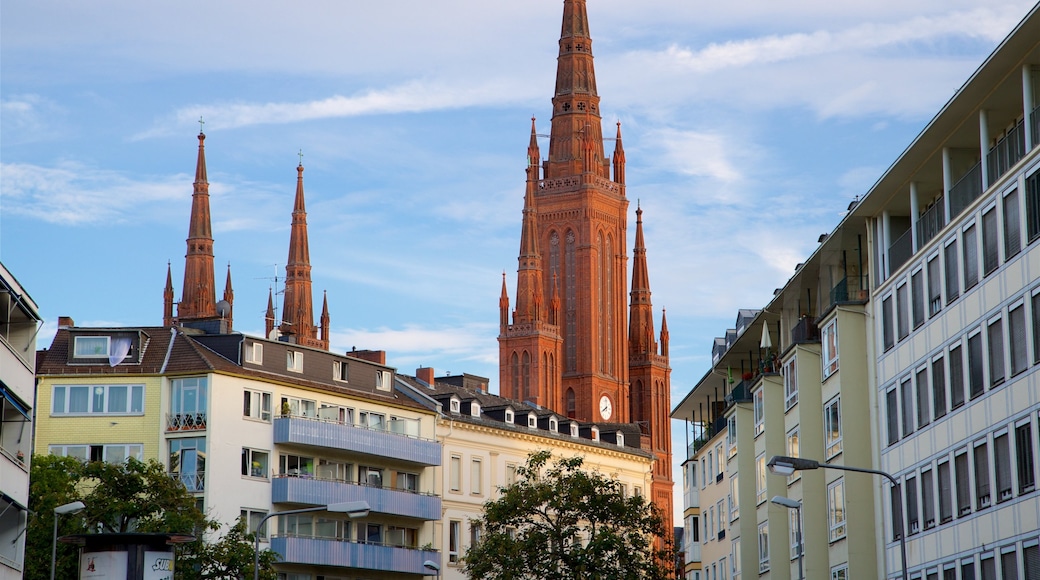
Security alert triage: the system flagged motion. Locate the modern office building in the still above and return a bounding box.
[673,4,1040,579]
[0,262,41,579]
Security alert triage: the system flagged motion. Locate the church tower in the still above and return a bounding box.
[499,0,672,533]
[279,161,329,350]
[164,131,233,331]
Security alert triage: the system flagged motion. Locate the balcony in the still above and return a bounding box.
[987,119,1027,185]
[272,476,441,520]
[888,228,913,275]
[274,416,441,466]
[169,471,205,493]
[949,161,983,218]
[916,196,945,248]
[271,536,440,576]
[166,412,207,432]
[791,317,819,344]
[829,275,868,309]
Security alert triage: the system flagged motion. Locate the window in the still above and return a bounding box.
[831,565,849,580]
[897,283,910,340]
[449,399,461,414]
[1004,189,1021,259]
[927,254,942,316]
[170,437,206,492]
[786,428,800,483]
[241,448,269,478]
[376,370,392,391]
[788,508,800,559]
[505,463,517,486]
[1028,171,1040,242]
[243,390,272,421]
[73,335,110,358]
[932,356,947,419]
[757,522,769,573]
[1016,421,1035,494]
[756,453,766,504]
[916,367,930,428]
[961,558,976,580]
[912,269,925,328]
[938,461,953,523]
[944,240,960,304]
[825,397,842,458]
[955,450,971,516]
[964,224,979,289]
[286,350,303,372]
[319,403,353,424]
[245,342,263,364]
[471,458,483,495]
[887,388,900,445]
[982,206,999,276]
[317,459,351,481]
[950,345,966,408]
[921,469,935,529]
[387,526,418,548]
[890,484,903,540]
[282,396,317,418]
[52,384,144,415]
[240,509,268,540]
[50,443,143,463]
[450,455,461,492]
[170,377,207,430]
[279,453,315,477]
[822,319,839,377]
[717,499,725,538]
[359,465,383,487]
[981,553,996,580]
[1001,545,1018,580]
[727,416,738,457]
[883,295,895,351]
[994,432,1012,502]
[1024,541,1040,579]
[783,356,798,409]
[333,360,349,382]
[359,410,385,430]
[906,474,919,534]
[968,331,984,399]
[1009,303,1027,376]
[828,478,846,541]
[975,441,991,509]
[504,409,514,424]
[1035,290,1040,365]
[988,317,1005,387]
[753,388,764,437]
[730,474,739,520]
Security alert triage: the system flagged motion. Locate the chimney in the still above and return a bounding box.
[348,349,386,365]
[416,367,435,387]
[58,316,75,329]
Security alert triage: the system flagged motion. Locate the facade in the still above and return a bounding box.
[397,367,656,580]
[498,0,673,532]
[0,262,41,579]
[674,5,1040,580]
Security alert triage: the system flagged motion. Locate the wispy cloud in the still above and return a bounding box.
[1,94,66,144]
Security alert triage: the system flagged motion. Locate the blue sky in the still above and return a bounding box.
[2,0,1034,521]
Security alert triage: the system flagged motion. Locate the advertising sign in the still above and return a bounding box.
[143,550,175,580]
[80,551,127,579]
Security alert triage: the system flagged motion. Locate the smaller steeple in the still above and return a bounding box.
[549,273,561,327]
[265,288,276,339]
[629,203,656,356]
[223,263,234,330]
[612,121,625,185]
[527,117,541,181]
[320,291,330,349]
[499,272,510,332]
[163,262,175,327]
[660,308,670,358]
[514,183,545,324]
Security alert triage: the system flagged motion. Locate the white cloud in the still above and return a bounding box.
[330,322,499,372]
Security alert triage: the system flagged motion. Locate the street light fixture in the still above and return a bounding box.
[767,455,908,580]
[51,501,85,580]
[770,496,803,580]
[253,501,371,580]
[424,559,441,579]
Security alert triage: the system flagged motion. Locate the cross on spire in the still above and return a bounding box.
[198,116,205,134]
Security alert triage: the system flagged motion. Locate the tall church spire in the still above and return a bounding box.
[612,121,626,185]
[223,263,234,329]
[178,131,218,321]
[163,262,175,327]
[514,124,546,325]
[629,204,656,355]
[280,160,328,350]
[265,288,276,339]
[547,0,605,179]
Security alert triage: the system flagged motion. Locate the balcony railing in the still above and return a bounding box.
[166,412,207,431]
[271,536,440,576]
[272,476,441,520]
[888,227,913,275]
[274,417,441,466]
[988,119,1027,185]
[949,161,983,218]
[169,471,205,492]
[916,195,945,248]
[829,275,868,308]
[1033,104,1040,148]
[791,317,819,344]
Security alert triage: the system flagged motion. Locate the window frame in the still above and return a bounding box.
[822,318,839,378]
[243,389,272,422]
[828,477,846,542]
[241,447,270,479]
[52,384,145,416]
[824,396,843,459]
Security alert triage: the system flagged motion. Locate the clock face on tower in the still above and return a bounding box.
[599,395,613,421]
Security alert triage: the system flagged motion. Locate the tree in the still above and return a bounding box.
[26,455,277,580]
[463,450,674,580]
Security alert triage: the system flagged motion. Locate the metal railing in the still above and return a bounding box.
[166,412,207,431]
[916,196,945,248]
[170,471,205,492]
[987,119,1027,185]
[888,228,913,275]
[949,162,983,218]
[791,317,819,344]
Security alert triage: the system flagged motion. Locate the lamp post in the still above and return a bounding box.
[770,495,803,580]
[767,455,908,580]
[51,501,85,580]
[424,559,441,579]
[253,501,370,580]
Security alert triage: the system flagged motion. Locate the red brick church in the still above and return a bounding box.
[498,0,674,532]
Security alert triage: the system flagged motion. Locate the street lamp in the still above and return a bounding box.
[253,501,370,580]
[770,495,803,580]
[767,455,908,580]
[51,501,85,580]
[424,559,441,579]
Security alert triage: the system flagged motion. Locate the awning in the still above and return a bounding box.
[0,491,28,512]
[0,384,31,420]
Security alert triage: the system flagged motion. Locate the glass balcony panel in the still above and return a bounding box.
[274,417,440,466]
[272,536,440,576]
[272,474,441,520]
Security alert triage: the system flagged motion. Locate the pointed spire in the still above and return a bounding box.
[281,161,317,345]
[550,272,561,327]
[265,288,276,339]
[163,261,175,327]
[178,131,217,321]
[223,263,234,330]
[612,121,626,185]
[500,272,510,332]
[527,117,541,180]
[319,290,330,350]
[514,184,545,324]
[547,0,605,179]
[660,308,670,358]
[629,203,656,356]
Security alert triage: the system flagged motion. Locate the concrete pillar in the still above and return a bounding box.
[909,182,920,252]
[1024,65,1035,151]
[942,147,953,220]
[882,210,892,279]
[979,108,990,191]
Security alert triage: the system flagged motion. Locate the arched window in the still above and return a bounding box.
[632,379,643,421]
[565,230,577,372]
[522,351,531,401]
[566,388,576,419]
[605,233,614,375]
[597,231,605,373]
[511,352,519,399]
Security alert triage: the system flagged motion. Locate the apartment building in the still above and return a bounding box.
[397,368,657,580]
[674,4,1040,579]
[35,325,443,579]
[0,262,41,579]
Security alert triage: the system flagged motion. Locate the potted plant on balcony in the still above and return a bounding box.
[281,401,291,417]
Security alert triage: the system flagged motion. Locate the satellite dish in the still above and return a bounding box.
[216,300,231,318]
[268,328,281,340]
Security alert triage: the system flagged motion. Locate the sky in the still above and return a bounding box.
[2,0,1035,523]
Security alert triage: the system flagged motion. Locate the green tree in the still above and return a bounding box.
[26,455,276,580]
[463,450,674,580]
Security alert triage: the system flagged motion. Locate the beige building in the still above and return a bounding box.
[396,368,657,580]
[0,262,41,579]
[674,4,1040,579]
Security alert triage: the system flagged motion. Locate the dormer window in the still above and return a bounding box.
[616,432,625,447]
[245,342,263,364]
[70,333,137,365]
[549,418,558,432]
[527,415,537,429]
[376,370,392,391]
[471,402,481,417]
[570,423,579,438]
[333,360,349,382]
[591,426,600,441]
[287,351,303,373]
[504,410,514,424]
[450,398,461,414]
[74,336,110,358]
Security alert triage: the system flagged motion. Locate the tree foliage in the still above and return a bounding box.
[26,455,276,580]
[463,450,674,580]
